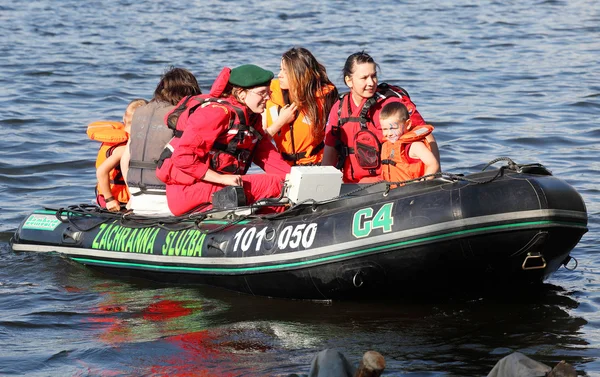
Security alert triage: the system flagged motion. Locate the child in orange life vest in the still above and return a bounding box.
[379,102,439,185]
[93,99,147,212]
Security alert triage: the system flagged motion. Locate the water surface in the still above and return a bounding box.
[1,0,599,375]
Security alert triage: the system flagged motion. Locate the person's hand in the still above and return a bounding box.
[220,174,243,186]
[278,103,298,125]
[106,199,121,212]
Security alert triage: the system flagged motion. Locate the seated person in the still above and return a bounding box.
[264,47,338,166]
[156,64,291,216]
[379,102,439,185]
[123,67,201,216]
[88,99,148,212]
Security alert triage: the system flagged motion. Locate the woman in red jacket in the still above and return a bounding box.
[156,64,291,216]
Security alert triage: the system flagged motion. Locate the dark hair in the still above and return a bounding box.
[380,102,409,122]
[342,51,379,84]
[281,47,338,139]
[153,67,201,105]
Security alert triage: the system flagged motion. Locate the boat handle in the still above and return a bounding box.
[353,271,364,287]
[521,252,547,270]
[562,255,578,271]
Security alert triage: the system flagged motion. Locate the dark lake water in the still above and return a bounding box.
[1,0,599,375]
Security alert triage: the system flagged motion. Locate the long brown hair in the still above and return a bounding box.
[282,47,338,140]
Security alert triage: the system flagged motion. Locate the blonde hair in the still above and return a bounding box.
[123,98,148,131]
[379,102,409,122]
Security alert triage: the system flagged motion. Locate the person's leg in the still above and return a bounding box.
[166,182,219,216]
[242,174,284,203]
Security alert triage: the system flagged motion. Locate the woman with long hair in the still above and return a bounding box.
[264,47,338,166]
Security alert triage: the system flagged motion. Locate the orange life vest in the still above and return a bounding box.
[86,121,130,204]
[265,79,335,166]
[381,124,434,184]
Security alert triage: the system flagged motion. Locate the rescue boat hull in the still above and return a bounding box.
[10,163,588,299]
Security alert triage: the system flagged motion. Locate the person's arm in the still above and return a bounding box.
[171,105,228,181]
[253,121,291,179]
[264,103,298,137]
[321,101,341,167]
[409,142,439,179]
[397,97,441,170]
[321,145,338,167]
[202,169,242,186]
[425,133,441,171]
[120,139,131,184]
[96,145,125,211]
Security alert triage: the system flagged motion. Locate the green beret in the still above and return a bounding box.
[229,64,274,88]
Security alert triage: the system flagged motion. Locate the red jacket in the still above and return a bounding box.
[157,96,290,186]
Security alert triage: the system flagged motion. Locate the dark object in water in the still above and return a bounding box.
[487,352,576,377]
[288,349,385,377]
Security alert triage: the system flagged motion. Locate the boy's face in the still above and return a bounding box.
[381,115,408,143]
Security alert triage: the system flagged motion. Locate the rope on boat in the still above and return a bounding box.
[328,156,547,200]
[51,157,535,232]
[481,157,518,171]
[256,158,521,220]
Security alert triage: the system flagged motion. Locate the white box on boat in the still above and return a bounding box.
[285,166,343,204]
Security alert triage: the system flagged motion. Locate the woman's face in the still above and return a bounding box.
[345,62,378,100]
[243,86,271,113]
[278,59,289,90]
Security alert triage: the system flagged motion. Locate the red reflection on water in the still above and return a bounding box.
[64,285,83,293]
[142,299,193,321]
[81,293,261,376]
[149,331,239,377]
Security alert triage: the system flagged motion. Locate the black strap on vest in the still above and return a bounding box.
[211,107,263,175]
[166,95,196,133]
[274,90,305,165]
[128,160,158,169]
[281,140,324,162]
[105,142,127,186]
[130,185,166,196]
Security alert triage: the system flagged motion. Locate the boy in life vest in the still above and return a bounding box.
[379,102,439,185]
[88,99,147,211]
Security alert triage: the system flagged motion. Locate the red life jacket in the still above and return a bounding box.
[332,83,424,183]
[381,124,434,184]
[156,96,263,185]
[86,121,130,204]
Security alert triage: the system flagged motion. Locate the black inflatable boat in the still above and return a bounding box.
[10,160,588,299]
